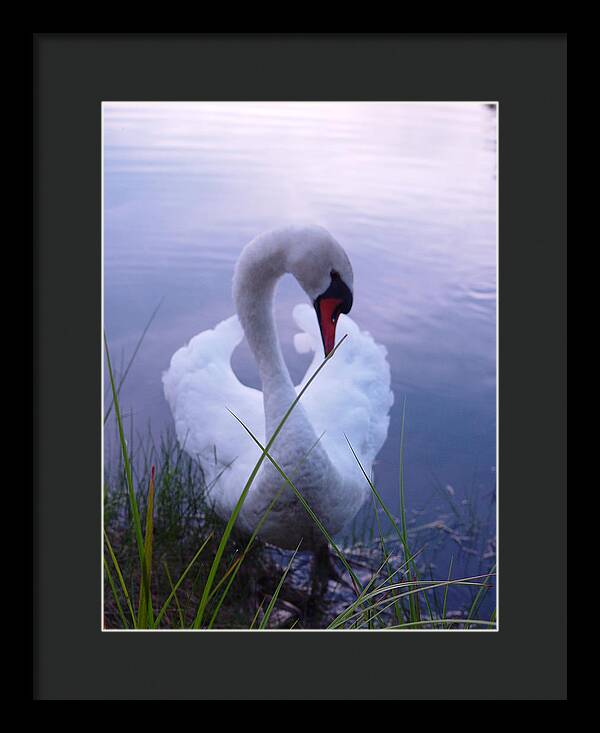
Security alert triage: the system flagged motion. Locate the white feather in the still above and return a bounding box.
[163,226,394,549]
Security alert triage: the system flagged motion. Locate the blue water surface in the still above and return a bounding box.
[104,102,497,614]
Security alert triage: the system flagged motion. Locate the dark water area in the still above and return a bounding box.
[104,102,497,618]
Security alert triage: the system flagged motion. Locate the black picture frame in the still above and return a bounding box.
[32,33,566,700]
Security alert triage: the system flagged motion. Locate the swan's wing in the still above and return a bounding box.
[292,303,394,483]
[162,315,264,509]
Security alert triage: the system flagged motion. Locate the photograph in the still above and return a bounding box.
[102,101,498,631]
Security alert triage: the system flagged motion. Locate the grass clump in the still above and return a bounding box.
[103,430,271,629]
[103,332,496,631]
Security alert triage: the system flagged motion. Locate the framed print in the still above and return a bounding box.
[33,33,566,700]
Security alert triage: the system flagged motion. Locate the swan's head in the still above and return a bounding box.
[286,226,354,357]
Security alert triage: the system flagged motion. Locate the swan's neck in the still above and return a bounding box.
[233,233,298,435]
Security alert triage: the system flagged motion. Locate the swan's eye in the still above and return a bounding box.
[330,270,340,280]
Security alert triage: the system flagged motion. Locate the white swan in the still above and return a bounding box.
[163,225,394,553]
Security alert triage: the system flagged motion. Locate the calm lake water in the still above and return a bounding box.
[104,102,497,604]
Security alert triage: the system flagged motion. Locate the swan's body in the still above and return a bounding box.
[163,226,393,550]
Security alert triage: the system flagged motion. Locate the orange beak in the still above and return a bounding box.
[315,297,343,357]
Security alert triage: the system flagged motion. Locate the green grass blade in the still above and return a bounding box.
[465,562,496,628]
[103,529,136,627]
[371,497,403,626]
[383,619,497,630]
[153,532,214,628]
[227,410,364,596]
[328,574,494,629]
[103,557,130,629]
[104,298,163,424]
[397,397,419,622]
[207,431,327,629]
[139,466,156,626]
[345,431,429,622]
[207,490,283,629]
[192,336,348,629]
[345,436,406,547]
[341,580,490,630]
[442,555,454,629]
[207,555,242,603]
[258,541,301,629]
[162,560,185,629]
[326,545,426,629]
[104,334,149,623]
[249,598,265,630]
